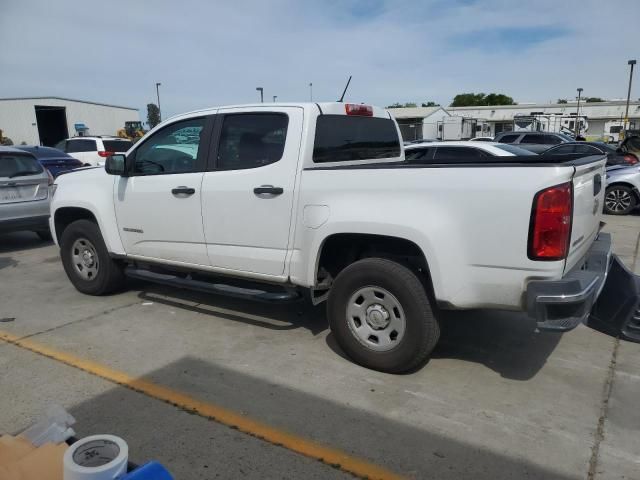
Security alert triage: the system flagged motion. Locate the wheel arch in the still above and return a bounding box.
[606,182,640,200]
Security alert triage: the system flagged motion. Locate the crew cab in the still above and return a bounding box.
[50,103,640,372]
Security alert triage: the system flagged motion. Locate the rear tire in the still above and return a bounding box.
[60,219,125,295]
[327,257,440,373]
[604,185,637,215]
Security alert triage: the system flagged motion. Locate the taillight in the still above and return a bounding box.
[623,153,638,165]
[98,151,115,158]
[528,182,573,261]
[345,104,373,116]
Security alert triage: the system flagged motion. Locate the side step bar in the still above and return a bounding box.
[587,256,640,342]
[125,267,301,303]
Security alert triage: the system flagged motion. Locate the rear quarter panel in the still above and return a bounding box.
[291,164,575,310]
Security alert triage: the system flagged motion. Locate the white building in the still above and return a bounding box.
[389,100,640,141]
[0,97,140,146]
[390,106,450,141]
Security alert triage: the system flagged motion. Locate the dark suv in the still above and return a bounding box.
[494,131,574,153]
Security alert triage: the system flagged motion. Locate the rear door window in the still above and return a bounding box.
[497,134,520,144]
[313,115,400,163]
[405,147,433,162]
[103,140,133,152]
[574,144,601,154]
[66,139,97,152]
[521,134,543,144]
[0,153,44,178]
[217,113,288,170]
[547,145,576,154]
[542,135,563,145]
[432,147,486,163]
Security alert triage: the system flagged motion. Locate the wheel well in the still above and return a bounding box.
[316,233,434,293]
[607,182,640,200]
[54,207,97,243]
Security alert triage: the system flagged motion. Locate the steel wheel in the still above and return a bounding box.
[70,238,99,281]
[605,188,632,213]
[346,286,406,352]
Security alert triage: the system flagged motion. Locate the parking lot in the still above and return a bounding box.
[0,215,638,479]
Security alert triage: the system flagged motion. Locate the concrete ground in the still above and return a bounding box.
[1,215,639,479]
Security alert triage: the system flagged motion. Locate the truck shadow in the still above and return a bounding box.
[0,231,52,254]
[136,282,560,380]
[65,356,577,480]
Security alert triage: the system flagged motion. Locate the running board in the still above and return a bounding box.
[587,256,640,342]
[125,267,301,303]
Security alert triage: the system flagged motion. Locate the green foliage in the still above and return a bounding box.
[585,97,605,103]
[421,101,440,107]
[557,99,568,104]
[147,103,161,128]
[386,102,417,108]
[449,93,516,107]
[0,136,13,146]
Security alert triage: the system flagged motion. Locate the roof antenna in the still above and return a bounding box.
[337,76,352,103]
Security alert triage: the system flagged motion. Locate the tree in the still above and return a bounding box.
[421,101,440,107]
[557,99,568,104]
[386,102,417,108]
[147,103,160,128]
[449,92,516,107]
[585,97,605,103]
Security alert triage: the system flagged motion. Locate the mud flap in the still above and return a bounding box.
[587,255,640,342]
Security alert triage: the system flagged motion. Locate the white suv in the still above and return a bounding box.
[54,136,133,166]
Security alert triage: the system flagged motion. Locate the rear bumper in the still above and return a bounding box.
[0,215,50,233]
[526,233,612,332]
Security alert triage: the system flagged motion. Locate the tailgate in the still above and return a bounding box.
[565,155,607,273]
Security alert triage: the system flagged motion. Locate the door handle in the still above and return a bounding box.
[172,186,195,196]
[253,185,284,196]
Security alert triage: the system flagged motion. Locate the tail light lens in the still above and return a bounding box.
[345,104,373,116]
[98,151,115,158]
[528,182,573,261]
[623,153,638,165]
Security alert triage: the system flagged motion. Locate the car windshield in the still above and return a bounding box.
[103,140,133,152]
[558,133,575,142]
[494,144,537,155]
[0,153,44,178]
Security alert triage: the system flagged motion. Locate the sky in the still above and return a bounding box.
[1,0,639,121]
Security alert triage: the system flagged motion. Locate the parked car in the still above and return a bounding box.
[494,131,574,153]
[403,139,437,146]
[54,136,133,166]
[16,146,84,178]
[540,142,639,167]
[469,136,494,142]
[405,141,536,163]
[0,146,53,240]
[604,165,640,215]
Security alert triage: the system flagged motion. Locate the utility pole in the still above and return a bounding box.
[624,59,636,138]
[155,82,162,122]
[309,82,313,101]
[273,95,277,102]
[256,87,264,103]
[575,87,583,137]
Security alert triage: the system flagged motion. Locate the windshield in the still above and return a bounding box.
[0,153,44,178]
[103,140,133,152]
[494,144,537,155]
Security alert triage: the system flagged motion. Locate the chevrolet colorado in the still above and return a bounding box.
[50,102,640,372]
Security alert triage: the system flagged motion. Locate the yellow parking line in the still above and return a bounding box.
[0,329,405,480]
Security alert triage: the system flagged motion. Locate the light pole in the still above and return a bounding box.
[256,87,264,103]
[155,82,162,122]
[624,59,636,137]
[309,82,313,101]
[575,88,583,137]
[273,95,277,102]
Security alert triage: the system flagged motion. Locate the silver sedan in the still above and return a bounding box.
[605,165,640,215]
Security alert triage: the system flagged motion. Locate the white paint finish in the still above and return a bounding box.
[302,205,329,229]
[201,106,304,276]
[0,98,139,145]
[113,173,208,265]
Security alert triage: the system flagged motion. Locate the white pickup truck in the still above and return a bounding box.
[50,102,640,372]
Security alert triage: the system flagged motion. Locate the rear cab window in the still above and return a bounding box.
[313,115,401,163]
[66,139,97,152]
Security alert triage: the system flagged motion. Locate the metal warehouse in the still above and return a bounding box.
[390,100,640,142]
[0,97,140,147]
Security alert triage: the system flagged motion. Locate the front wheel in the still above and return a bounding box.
[604,185,637,215]
[60,219,125,295]
[327,258,440,373]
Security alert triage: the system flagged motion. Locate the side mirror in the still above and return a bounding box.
[105,154,127,176]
